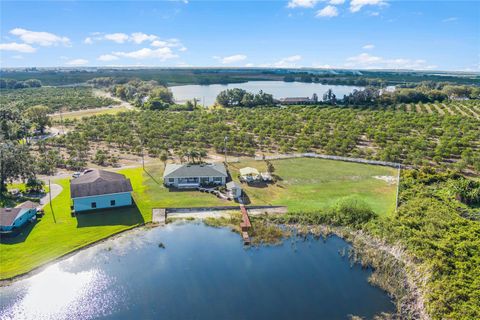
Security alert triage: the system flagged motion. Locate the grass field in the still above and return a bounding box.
[228,158,397,215]
[50,106,130,121]
[0,171,148,280]
[0,158,397,280]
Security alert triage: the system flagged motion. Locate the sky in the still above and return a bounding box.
[0,0,479,71]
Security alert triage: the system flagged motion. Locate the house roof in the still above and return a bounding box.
[0,208,23,226]
[15,201,39,210]
[163,163,227,179]
[70,169,133,198]
[240,167,260,176]
[226,181,241,189]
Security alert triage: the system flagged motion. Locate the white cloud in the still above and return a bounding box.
[287,0,319,8]
[10,28,70,46]
[98,54,119,62]
[350,0,387,13]
[346,53,382,65]
[12,55,24,59]
[215,54,247,64]
[345,52,436,69]
[329,0,345,4]
[263,55,302,68]
[66,59,89,66]
[113,47,178,60]
[176,62,192,67]
[0,42,36,53]
[130,32,158,44]
[104,33,129,43]
[362,44,375,50]
[316,5,339,17]
[151,38,182,48]
[312,63,333,68]
[86,33,186,52]
[245,63,255,67]
[442,17,458,23]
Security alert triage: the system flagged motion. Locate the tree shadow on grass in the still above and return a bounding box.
[0,220,39,245]
[76,200,144,228]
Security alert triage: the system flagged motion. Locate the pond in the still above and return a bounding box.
[0,223,394,320]
[169,81,363,106]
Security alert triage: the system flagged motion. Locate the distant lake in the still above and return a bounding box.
[170,81,364,106]
[0,223,394,320]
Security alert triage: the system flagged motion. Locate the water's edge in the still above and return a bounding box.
[0,223,146,286]
[0,220,426,318]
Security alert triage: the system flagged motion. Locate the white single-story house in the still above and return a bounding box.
[0,201,38,232]
[163,163,228,188]
[70,169,133,213]
[226,181,242,199]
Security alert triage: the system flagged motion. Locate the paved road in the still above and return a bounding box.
[40,183,63,208]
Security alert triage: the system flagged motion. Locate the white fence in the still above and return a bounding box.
[254,152,402,169]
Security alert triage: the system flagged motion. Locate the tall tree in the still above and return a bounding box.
[0,142,35,192]
[25,105,51,135]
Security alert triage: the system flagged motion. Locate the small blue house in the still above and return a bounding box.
[0,201,38,232]
[70,169,133,213]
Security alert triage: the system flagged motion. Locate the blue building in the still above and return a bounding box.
[0,201,38,232]
[70,169,133,213]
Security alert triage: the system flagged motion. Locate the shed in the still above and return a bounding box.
[239,167,260,182]
[226,181,242,199]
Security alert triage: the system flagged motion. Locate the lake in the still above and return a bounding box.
[169,81,363,106]
[0,223,394,320]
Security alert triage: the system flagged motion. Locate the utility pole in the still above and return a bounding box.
[49,179,56,223]
[224,136,228,164]
[395,164,401,212]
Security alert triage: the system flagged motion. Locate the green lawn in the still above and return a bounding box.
[0,158,397,280]
[228,158,398,215]
[0,169,148,280]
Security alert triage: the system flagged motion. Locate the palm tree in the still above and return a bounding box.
[198,149,207,163]
[189,149,199,164]
[179,148,189,163]
[160,150,168,168]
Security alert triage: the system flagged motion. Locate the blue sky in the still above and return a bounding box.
[0,0,478,71]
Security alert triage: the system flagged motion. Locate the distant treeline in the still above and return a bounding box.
[215,88,274,108]
[0,87,118,112]
[343,83,480,105]
[1,68,478,86]
[283,74,387,87]
[0,78,42,89]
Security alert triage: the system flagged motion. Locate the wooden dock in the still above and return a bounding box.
[239,204,252,245]
[152,208,166,225]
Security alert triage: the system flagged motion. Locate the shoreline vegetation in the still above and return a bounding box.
[177,217,428,319]
[1,69,478,319]
[0,215,421,319]
[1,160,479,318]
